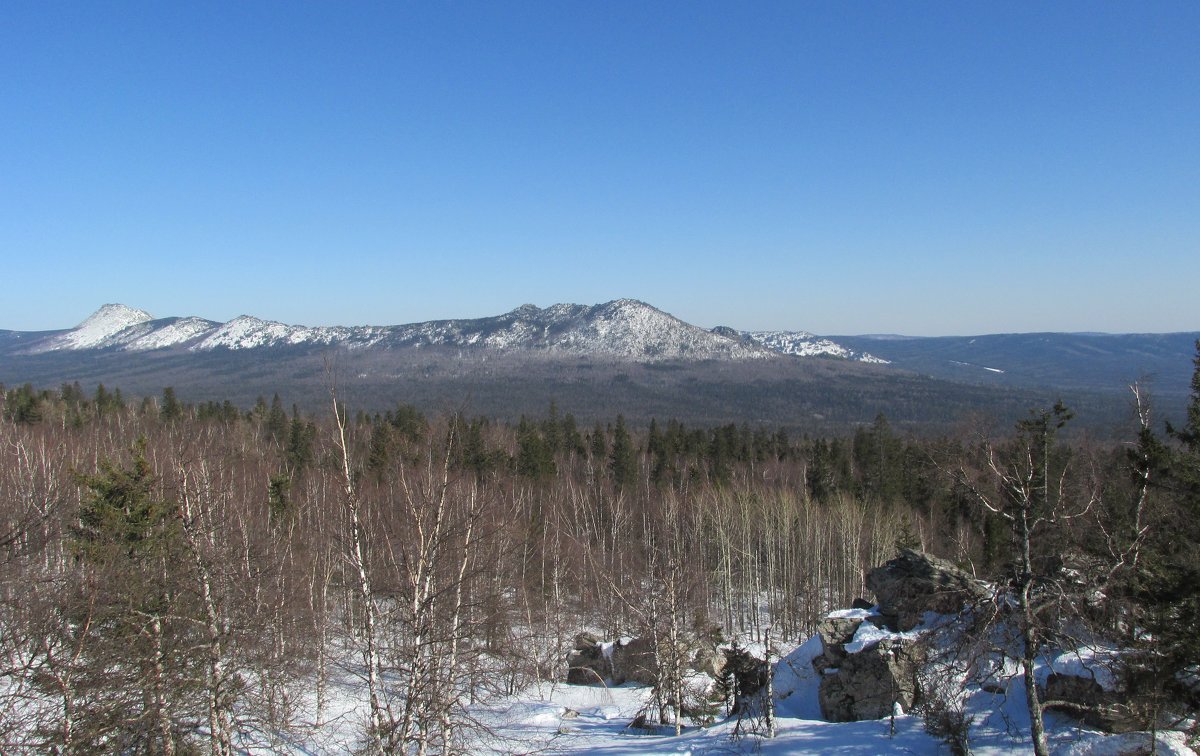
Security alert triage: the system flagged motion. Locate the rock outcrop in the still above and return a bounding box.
[819,638,925,722]
[865,548,990,631]
[611,637,658,685]
[1043,672,1141,733]
[565,632,726,686]
[812,613,925,722]
[814,549,982,722]
[566,633,613,685]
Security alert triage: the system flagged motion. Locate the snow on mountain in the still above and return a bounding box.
[742,330,890,364]
[21,300,886,364]
[32,303,154,352]
[123,317,221,350]
[324,299,772,360]
[194,315,389,351]
[551,299,767,359]
[446,299,772,360]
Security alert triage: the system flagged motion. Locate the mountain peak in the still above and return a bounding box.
[510,304,541,318]
[78,303,153,330]
[47,304,155,350]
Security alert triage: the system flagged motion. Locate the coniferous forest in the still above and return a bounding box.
[1,345,1198,753]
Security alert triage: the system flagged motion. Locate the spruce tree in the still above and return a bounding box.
[609,415,637,491]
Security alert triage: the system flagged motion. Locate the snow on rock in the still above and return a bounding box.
[1039,645,1120,692]
[380,299,773,361]
[843,620,919,654]
[547,300,769,360]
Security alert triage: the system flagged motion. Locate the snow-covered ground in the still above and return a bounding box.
[257,630,1195,755]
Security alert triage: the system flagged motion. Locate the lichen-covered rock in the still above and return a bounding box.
[612,636,658,685]
[1043,672,1143,733]
[566,634,612,685]
[866,549,990,631]
[693,645,726,678]
[811,615,865,674]
[818,638,924,722]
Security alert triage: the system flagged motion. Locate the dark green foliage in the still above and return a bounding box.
[807,438,852,503]
[718,641,768,716]
[516,416,556,480]
[264,393,288,443]
[67,438,198,752]
[197,398,241,423]
[853,413,904,503]
[366,421,397,475]
[285,407,316,474]
[589,421,607,460]
[60,381,85,407]
[3,383,43,424]
[558,410,586,456]
[93,383,123,416]
[449,413,504,477]
[159,386,183,422]
[386,402,427,443]
[74,437,174,559]
[268,473,291,518]
[366,403,429,475]
[1120,340,1200,713]
[609,415,637,491]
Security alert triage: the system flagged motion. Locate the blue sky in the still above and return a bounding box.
[2,1,1197,336]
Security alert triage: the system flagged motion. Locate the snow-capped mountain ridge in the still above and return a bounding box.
[742,330,890,364]
[37,303,154,351]
[22,300,878,363]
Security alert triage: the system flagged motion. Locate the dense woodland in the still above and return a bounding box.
[1,346,1198,753]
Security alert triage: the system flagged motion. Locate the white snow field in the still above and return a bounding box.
[249,627,1195,755]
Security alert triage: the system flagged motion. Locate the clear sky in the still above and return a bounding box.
[2,1,1197,336]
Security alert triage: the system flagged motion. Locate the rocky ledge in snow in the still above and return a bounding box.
[813,548,1181,741]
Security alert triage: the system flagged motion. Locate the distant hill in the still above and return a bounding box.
[833,332,1199,400]
[1,302,1195,435]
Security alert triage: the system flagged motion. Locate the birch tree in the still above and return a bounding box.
[954,402,1096,756]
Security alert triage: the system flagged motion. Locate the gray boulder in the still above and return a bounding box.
[612,636,658,685]
[811,615,864,674]
[819,638,925,722]
[566,631,730,686]
[866,549,990,631]
[566,633,613,685]
[693,645,727,678]
[1043,672,1143,733]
